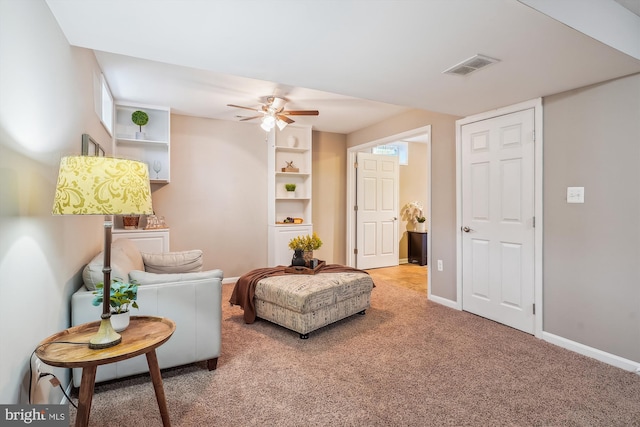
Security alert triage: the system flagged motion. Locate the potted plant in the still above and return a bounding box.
[285,183,296,198]
[131,110,149,140]
[92,278,139,331]
[416,215,427,232]
[288,232,323,264]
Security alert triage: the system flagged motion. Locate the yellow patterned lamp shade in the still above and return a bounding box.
[52,156,153,215]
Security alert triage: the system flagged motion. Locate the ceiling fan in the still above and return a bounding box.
[227,96,319,131]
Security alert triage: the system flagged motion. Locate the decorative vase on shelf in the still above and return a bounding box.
[287,135,298,147]
[285,183,296,197]
[416,222,426,233]
[123,215,140,230]
[132,110,149,141]
[110,311,130,332]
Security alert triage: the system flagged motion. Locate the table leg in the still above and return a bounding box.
[146,349,171,426]
[76,366,97,427]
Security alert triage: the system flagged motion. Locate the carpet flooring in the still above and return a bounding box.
[70,272,640,426]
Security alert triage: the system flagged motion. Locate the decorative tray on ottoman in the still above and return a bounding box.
[284,260,326,275]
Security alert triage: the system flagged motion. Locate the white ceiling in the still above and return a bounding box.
[45,0,640,134]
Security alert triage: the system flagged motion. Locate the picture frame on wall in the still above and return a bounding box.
[81,133,105,157]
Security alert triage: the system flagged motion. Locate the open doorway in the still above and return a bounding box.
[346,125,432,294]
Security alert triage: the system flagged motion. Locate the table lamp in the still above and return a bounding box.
[52,156,153,349]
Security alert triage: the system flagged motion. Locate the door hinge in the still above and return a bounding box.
[532,216,535,228]
[354,205,358,211]
[532,130,536,142]
[354,161,358,169]
[354,248,358,255]
[533,303,536,315]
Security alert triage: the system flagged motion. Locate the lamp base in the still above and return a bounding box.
[89,317,122,350]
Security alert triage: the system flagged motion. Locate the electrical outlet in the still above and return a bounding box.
[437,260,443,271]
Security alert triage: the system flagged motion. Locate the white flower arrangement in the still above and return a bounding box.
[401,201,425,224]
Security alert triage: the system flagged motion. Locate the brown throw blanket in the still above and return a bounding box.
[229,264,371,324]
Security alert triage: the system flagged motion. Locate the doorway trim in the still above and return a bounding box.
[455,98,543,338]
[347,125,432,287]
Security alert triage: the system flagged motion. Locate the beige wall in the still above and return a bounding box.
[153,117,348,277]
[348,109,460,300]
[399,142,429,260]
[0,0,111,403]
[151,115,268,278]
[312,131,347,264]
[543,73,640,362]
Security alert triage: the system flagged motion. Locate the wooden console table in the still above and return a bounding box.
[35,316,176,427]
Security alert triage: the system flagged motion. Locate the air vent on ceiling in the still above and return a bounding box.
[443,54,500,76]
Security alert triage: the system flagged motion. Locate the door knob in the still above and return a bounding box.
[462,226,473,233]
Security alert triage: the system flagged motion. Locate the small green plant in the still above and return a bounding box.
[416,216,426,223]
[288,232,323,251]
[285,183,296,192]
[92,278,139,314]
[131,110,149,132]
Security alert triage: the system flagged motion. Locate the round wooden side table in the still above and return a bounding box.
[35,316,176,427]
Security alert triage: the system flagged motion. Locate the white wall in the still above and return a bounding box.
[0,0,111,403]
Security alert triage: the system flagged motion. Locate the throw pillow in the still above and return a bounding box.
[82,239,144,290]
[141,250,203,274]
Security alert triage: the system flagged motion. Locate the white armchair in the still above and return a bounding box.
[71,238,223,387]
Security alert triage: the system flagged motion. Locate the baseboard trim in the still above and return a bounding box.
[543,332,640,373]
[59,381,72,405]
[222,277,239,285]
[428,294,459,310]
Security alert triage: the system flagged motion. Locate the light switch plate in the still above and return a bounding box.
[567,187,585,203]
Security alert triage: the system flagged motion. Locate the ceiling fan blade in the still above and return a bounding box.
[282,110,319,116]
[276,114,294,124]
[227,104,261,112]
[239,115,262,121]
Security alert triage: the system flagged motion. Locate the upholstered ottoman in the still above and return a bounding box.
[254,272,374,338]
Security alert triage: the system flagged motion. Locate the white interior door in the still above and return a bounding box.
[461,108,535,334]
[356,152,399,269]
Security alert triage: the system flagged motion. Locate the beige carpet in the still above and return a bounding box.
[70,275,640,426]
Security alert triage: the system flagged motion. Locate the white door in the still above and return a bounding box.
[356,152,399,269]
[461,108,535,333]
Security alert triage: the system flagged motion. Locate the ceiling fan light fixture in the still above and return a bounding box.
[276,118,288,131]
[261,114,276,131]
[228,96,318,132]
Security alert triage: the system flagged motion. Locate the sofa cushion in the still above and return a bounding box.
[82,238,145,290]
[129,269,223,285]
[141,250,203,274]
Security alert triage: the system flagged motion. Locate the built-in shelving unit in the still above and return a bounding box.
[114,102,170,184]
[268,125,313,266]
